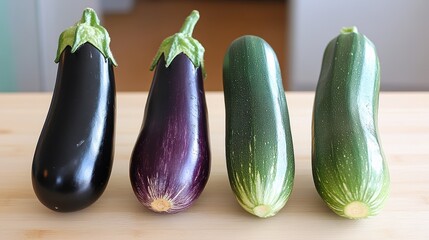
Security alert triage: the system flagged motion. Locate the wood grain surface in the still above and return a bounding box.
[0,92,428,239]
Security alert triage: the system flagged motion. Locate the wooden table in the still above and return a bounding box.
[1,92,428,239]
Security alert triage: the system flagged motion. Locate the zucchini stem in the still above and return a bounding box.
[179,10,200,37]
[341,26,359,34]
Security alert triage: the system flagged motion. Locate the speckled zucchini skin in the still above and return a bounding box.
[223,35,294,218]
[312,27,390,219]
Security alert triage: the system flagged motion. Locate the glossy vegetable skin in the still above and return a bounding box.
[312,27,390,219]
[130,10,210,214]
[223,35,295,218]
[32,43,115,212]
[32,9,116,212]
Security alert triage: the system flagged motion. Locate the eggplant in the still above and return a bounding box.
[130,10,210,213]
[32,8,117,212]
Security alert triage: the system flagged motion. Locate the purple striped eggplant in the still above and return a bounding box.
[130,10,210,213]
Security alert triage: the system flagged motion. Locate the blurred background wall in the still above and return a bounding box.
[289,0,429,91]
[1,0,428,92]
[1,0,43,91]
[0,0,100,92]
[102,0,287,91]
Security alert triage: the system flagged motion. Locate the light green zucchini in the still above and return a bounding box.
[312,27,390,219]
[223,35,295,218]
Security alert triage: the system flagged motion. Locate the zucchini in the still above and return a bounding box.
[223,35,294,218]
[312,27,390,219]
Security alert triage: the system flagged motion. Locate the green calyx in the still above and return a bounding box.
[55,8,117,66]
[150,10,205,78]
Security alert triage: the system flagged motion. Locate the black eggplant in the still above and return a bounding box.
[32,8,117,212]
[130,10,210,213]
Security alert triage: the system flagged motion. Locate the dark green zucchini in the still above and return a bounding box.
[223,35,294,218]
[312,27,390,219]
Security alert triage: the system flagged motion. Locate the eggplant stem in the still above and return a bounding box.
[55,8,117,66]
[149,10,205,77]
[179,10,200,37]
